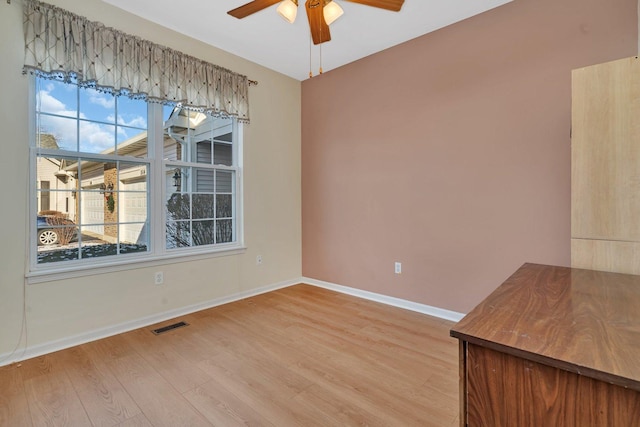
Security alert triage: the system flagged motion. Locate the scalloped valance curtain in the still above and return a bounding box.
[22,0,250,122]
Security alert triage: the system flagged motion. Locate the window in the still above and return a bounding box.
[163,110,237,249]
[31,76,242,272]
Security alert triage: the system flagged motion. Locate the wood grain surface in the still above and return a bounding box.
[571,56,640,242]
[466,344,640,426]
[451,263,640,391]
[1,284,459,426]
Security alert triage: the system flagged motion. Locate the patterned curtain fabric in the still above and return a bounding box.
[23,0,250,122]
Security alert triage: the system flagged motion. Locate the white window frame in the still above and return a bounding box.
[26,75,245,284]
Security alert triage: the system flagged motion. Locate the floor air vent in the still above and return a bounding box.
[151,321,189,335]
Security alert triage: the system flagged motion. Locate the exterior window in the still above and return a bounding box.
[31,76,242,271]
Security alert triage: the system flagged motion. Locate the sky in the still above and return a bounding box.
[36,77,171,153]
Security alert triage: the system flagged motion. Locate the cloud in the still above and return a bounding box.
[38,90,72,116]
[87,89,115,109]
[79,121,115,152]
[118,114,147,128]
[107,113,148,129]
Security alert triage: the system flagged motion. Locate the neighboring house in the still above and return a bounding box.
[36,134,77,221]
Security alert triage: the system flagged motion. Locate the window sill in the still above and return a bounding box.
[26,245,247,285]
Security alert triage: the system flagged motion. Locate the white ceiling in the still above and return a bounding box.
[101,0,512,81]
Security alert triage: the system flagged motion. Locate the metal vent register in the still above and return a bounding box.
[151,321,189,335]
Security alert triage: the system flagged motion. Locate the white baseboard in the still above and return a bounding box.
[0,278,298,367]
[0,276,465,367]
[301,277,466,322]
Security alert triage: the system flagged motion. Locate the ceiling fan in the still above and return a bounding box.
[228,0,405,45]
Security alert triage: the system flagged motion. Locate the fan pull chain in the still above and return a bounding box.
[309,33,313,78]
[319,20,323,75]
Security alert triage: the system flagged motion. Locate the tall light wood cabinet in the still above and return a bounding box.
[571,56,640,274]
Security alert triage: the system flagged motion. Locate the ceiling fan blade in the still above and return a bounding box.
[228,0,281,19]
[342,0,404,12]
[306,0,331,45]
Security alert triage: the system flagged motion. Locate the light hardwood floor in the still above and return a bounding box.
[0,284,459,426]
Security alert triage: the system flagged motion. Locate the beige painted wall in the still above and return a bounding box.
[0,0,301,356]
[301,0,637,313]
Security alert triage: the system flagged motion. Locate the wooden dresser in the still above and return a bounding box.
[450,263,640,426]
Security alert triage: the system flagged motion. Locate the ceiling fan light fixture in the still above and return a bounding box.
[277,0,298,23]
[323,1,344,26]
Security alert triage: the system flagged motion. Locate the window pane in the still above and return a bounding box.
[121,240,149,254]
[81,241,114,259]
[38,116,77,151]
[117,127,148,157]
[216,170,233,193]
[119,162,148,186]
[78,188,105,227]
[163,105,176,122]
[196,140,212,164]
[79,121,115,153]
[216,219,233,243]
[163,132,182,161]
[37,79,77,117]
[36,211,79,264]
[214,142,232,166]
[192,220,215,246]
[166,166,187,193]
[166,193,190,220]
[79,88,115,123]
[192,194,214,219]
[117,96,147,129]
[194,168,214,192]
[38,244,79,264]
[80,239,148,259]
[166,221,190,248]
[216,194,232,218]
[37,211,77,244]
[37,190,76,218]
[118,162,148,246]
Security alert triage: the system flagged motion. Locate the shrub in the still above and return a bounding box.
[43,212,76,245]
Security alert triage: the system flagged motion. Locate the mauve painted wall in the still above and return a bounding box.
[301,0,637,313]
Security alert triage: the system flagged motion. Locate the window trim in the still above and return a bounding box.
[27,75,245,281]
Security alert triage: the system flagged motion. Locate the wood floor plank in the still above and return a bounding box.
[115,413,154,427]
[18,354,64,382]
[3,285,458,426]
[199,311,305,367]
[292,383,388,427]
[0,364,33,427]
[108,353,212,427]
[290,356,430,425]
[184,378,275,426]
[121,326,212,394]
[23,368,92,426]
[197,352,330,426]
[52,346,142,427]
[277,308,445,387]
[81,333,138,363]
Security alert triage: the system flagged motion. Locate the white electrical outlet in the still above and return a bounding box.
[395,262,402,274]
[256,255,262,265]
[154,271,164,285]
